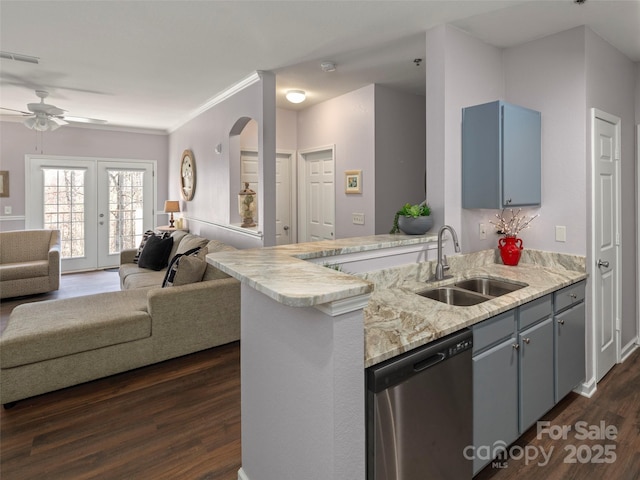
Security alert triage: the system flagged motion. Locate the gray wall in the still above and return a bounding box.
[0,121,169,232]
[425,24,638,392]
[167,72,276,248]
[297,84,376,238]
[585,28,638,353]
[374,85,426,234]
[296,84,426,238]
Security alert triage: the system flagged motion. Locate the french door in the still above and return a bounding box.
[26,156,155,272]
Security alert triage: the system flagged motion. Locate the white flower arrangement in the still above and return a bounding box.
[490,208,538,237]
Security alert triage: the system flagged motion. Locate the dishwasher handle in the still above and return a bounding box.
[414,352,446,372]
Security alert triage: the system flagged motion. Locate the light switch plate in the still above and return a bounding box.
[555,225,566,242]
[479,223,487,240]
[352,213,365,225]
[4,206,11,215]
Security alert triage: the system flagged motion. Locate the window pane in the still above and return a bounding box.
[42,169,86,259]
[107,170,145,254]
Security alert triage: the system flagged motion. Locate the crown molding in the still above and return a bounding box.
[169,71,263,133]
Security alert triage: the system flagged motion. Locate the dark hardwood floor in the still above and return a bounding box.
[1,271,638,479]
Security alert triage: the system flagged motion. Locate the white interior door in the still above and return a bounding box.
[275,151,294,245]
[241,149,295,245]
[27,155,155,272]
[299,147,335,242]
[592,110,621,382]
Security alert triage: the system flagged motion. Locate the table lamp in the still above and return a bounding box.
[164,200,180,228]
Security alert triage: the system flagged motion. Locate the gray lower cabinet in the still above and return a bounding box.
[472,292,565,475]
[472,337,518,474]
[518,317,554,432]
[554,281,586,402]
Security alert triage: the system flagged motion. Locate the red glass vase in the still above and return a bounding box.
[498,236,523,266]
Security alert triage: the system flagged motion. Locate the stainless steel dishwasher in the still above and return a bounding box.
[366,329,473,480]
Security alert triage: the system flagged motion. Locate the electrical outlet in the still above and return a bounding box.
[4,206,11,215]
[352,213,365,225]
[555,226,567,242]
[479,223,487,240]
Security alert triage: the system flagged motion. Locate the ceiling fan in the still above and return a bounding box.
[0,90,107,131]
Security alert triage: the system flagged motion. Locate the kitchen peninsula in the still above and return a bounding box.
[207,234,587,480]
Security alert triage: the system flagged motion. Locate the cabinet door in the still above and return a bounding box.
[502,103,541,207]
[555,302,586,402]
[473,338,519,474]
[519,317,554,433]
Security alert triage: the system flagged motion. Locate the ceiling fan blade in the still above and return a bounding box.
[50,117,69,126]
[62,115,107,125]
[0,106,31,115]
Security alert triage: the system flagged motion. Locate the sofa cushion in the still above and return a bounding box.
[168,230,189,259]
[1,289,151,368]
[162,248,207,288]
[175,234,209,255]
[137,235,174,271]
[122,269,167,289]
[0,260,49,281]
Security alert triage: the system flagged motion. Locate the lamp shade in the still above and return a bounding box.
[164,200,180,213]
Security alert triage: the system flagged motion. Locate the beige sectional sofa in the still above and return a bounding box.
[0,231,240,406]
[0,229,61,299]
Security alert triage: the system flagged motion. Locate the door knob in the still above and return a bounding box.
[597,259,609,268]
[283,225,289,231]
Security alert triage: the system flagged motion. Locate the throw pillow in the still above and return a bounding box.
[175,234,209,255]
[134,230,170,264]
[162,247,208,287]
[137,235,174,271]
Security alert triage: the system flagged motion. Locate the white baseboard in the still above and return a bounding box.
[238,467,249,480]
[575,376,597,398]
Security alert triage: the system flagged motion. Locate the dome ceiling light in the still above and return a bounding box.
[285,90,306,104]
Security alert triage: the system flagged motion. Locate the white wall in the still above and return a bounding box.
[297,85,376,238]
[0,121,168,232]
[585,28,638,352]
[374,85,426,234]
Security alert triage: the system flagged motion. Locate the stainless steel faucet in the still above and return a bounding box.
[434,225,461,281]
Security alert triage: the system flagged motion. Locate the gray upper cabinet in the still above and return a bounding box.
[462,100,541,209]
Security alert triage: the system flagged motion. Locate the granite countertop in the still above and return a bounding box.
[364,250,588,367]
[207,234,587,369]
[207,233,437,307]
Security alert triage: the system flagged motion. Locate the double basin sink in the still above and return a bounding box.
[416,277,527,306]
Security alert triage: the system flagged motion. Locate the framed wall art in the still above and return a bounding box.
[345,170,362,194]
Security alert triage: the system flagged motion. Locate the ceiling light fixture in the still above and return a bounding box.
[286,90,306,104]
[321,62,336,72]
[24,114,66,132]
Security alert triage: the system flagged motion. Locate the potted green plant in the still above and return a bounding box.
[390,202,433,235]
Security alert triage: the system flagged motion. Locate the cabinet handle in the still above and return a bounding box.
[569,293,577,300]
[523,338,531,344]
[558,319,565,325]
[512,343,520,350]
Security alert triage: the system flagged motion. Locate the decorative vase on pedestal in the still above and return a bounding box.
[498,235,523,266]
